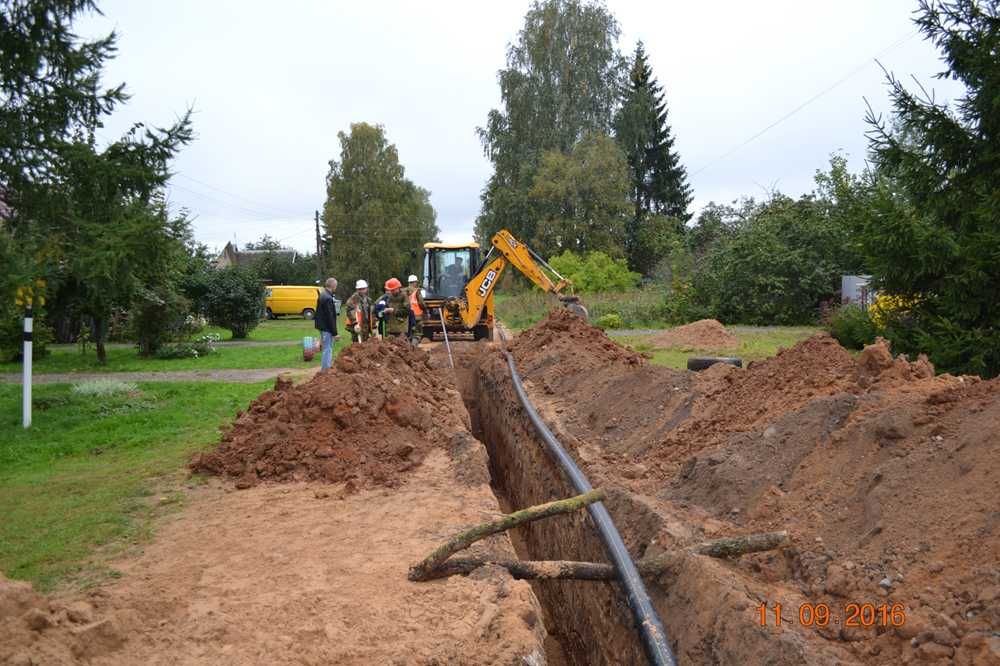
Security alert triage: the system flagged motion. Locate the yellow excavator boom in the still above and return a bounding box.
[454,229,576,330]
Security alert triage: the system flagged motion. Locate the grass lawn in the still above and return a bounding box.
[201,317,316,341]
[0,341,335,374]
[616,327,820,369]
[0,380,268,590]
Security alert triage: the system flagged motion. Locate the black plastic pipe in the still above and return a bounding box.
[502,350,677,666]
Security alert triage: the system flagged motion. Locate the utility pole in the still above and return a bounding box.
[314,210,325,283]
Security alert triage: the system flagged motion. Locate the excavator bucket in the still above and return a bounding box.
[559,295,588,320]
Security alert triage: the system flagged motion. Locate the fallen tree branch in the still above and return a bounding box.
[690,530,788,558]
[418,531,790,581]
[408,488,605,581]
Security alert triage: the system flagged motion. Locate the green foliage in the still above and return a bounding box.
[827,305,879,350]
[595,312,623,329]
[128,287,195,357]
[0,305,52,362]
[857,0,1000,377]
[0,0,126,183]
[322,123,438,294]
[240,235,319,285]
[154,334,219,360]
[495,288,669,330]
[613,41,691,274]
[204,266,264,339]
[528,134,631,257]
[476,0,625,247]
[691,193,860,325]
[548,251,640,292]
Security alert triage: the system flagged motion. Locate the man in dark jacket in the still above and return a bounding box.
[315,277,339,369]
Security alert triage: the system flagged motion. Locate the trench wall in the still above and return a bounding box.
[472,351,859,666]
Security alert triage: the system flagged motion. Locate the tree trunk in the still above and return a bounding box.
[94,316,108,365]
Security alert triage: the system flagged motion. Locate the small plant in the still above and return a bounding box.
[155,333,220,359]
[827,304,879,350]
[595,312,623,329]
[71,379,139,398]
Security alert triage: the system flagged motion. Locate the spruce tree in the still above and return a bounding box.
[614,42,692,274]
[860,0,1000,377]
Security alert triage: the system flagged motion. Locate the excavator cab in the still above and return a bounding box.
[421,242,493,340]
[422,243,481,300]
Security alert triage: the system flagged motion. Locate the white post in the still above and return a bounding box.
[23,307,32,429]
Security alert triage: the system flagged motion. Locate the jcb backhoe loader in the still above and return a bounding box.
[418,229,586,341]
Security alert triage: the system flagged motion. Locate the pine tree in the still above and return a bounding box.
[860,0,1000,377]
[613,42,692,274]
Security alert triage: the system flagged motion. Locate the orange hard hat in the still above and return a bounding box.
[384,277,402,290]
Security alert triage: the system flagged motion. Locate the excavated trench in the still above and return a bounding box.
[449,345,655,664]
[446,342,858,666]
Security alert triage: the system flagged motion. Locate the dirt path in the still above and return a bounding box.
[3,451,546,665]
[0,368,315,384]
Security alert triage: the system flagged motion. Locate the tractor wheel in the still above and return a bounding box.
[473,325,491,342]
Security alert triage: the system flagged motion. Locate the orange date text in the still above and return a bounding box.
[757,602,906,628]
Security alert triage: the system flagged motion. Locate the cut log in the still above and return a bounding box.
[690,530,788,558]
[408,488,605,581]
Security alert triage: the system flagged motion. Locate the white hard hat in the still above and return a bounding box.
[408,274,419,283]
[356,279,368,289]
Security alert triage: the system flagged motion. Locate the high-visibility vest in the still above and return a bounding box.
[409,289,424,317]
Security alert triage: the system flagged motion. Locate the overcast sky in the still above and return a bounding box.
[79,1,962,255]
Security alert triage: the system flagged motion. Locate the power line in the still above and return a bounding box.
[173,172,310,218]
[690,29,919,177]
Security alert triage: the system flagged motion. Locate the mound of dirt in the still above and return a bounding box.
[192,338,469,489]
[502,318,1000,664]
[649,319,738,350]
[510,308,644,377]
[0,574,120,664]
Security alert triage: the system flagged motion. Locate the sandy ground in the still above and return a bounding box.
[2,449,547,665]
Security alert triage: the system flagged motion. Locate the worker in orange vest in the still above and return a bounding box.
[406,274,428,345]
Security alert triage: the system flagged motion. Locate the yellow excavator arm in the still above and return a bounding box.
[453,229,577,329]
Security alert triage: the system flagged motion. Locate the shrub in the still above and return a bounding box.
[204,266,264,339]
[155,333,220,359]
[595,313,623,329]
[70,379,138,398]
[129,287,195,356]
[0,305,53,362]
[548,251,640,293]
[827,305,879,350]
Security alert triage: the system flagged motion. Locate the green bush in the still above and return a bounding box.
[129,287,195,356]
[0,306,53,362]
[548,251,640,293]
[595,313,623,329]
[155,334,219,359]
[827,305,879,350]
[204,266,264,339]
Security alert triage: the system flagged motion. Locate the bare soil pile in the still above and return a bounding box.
[649,318,738,350]
[193,338,468,489]
[1,574,119,664]
[508,314,1000,664]
[511,307,644,376]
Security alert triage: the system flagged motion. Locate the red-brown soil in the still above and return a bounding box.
[3,337,549,665]
[648,318,738,350]
[192,338,467,489]
[507,310,1000,664]
[0,457,547,665]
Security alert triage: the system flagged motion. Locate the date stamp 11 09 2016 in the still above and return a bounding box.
[758,602,907,629]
